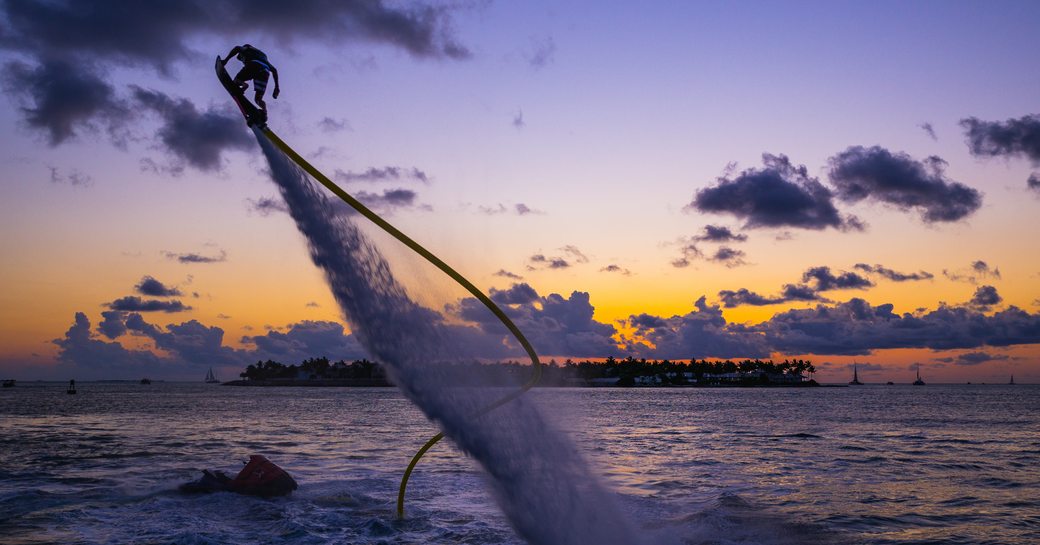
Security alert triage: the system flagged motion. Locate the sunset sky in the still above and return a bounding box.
[1,1,1039,383]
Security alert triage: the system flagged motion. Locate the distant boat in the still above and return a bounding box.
[67,379,77,395]
[2,379,14,388]
[205,368,220,384]
[912,365,925,386]
[1010,375,1015,385]
[140,378,152,385]
[849,362,863,385]
[885,381,894,385]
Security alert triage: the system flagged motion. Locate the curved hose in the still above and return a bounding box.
[259,127,542,518]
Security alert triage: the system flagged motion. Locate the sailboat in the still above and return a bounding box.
[205,368,220,384]
[1010,375,1015,385]
[849,362,863,385]
[912,364,925,386]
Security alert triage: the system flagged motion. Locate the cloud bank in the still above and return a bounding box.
[52,280,1040,378]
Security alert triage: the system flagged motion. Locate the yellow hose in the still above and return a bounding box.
[259,127,542,518]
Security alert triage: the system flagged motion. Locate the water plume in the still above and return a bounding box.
[254,128,637,545]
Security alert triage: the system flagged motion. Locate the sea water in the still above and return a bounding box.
[1,383,1037,545]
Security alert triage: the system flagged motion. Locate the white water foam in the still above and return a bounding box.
[255,129,637,545]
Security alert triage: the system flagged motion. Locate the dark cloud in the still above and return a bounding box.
[232,1,473,60]
[318,116,351,133]
[709,247,746,268]
[943,260,1000,284]
[934,351,1011,366]
[622,297,770,359]
[718,288,786,308]
[600,264,632,276]
[477,202,542,216]
[527,246,588,271]
[479,204,509,215]
[561,245,589,263]
[131,87,253,172]
[48,166,92,186]
[828,146,982,223]
[0,1,470,66]
[528,254,570,270]
[972,260,1001,278]
[960,115,1040,163]
[2,59,127,145]
[334,166,429,184]
[1029,173,1040,192]
[690,153,858,231]
[254,189,422,218]
[163,250,227,264]
[274,187,427,219]
[717,266,870,308]
[802,266,873,291]
[515,203,541,215]
[97,310,127,339]
[354,188,423,213]
[493,269,523,280]
[0,0,471,143]
[135,275,182,297]
[854,263,934,282]
[670,241,702,268]
[247,196,289,216]
[693,225,747,243]
[717,283,825,308]
[919,122,937,141]
[969,285,1002,310]
[490,283,540,305]
[107,296,190,313]
[0,2,208,71]
[779,283,825,302]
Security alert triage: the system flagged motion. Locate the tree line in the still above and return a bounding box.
[238,355,815,386]
[239,357,382,381]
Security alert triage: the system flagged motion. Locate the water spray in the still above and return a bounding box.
[258,127,543,518]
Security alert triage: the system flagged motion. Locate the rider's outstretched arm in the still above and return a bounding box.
[271,67,280,99]
[221,46,241,65]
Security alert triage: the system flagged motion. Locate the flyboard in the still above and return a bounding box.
[215,56,267,127]
[218,63,542,517]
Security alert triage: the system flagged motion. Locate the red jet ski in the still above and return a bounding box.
[180,455,298,497]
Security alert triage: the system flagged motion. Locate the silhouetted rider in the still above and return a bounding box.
[221,44,280,112]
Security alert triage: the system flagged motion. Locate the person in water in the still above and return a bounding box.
[221,44,280,112]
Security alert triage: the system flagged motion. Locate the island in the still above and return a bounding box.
[224,356,819,388]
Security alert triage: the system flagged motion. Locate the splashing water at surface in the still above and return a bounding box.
[254,128,638,545]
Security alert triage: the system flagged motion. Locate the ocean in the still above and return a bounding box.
[1,383,1037,545]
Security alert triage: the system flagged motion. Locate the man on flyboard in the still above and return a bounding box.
[221,44,280,114]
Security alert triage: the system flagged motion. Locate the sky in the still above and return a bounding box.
[1,0,1039,383]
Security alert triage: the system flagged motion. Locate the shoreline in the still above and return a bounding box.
[220,379,824,388]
